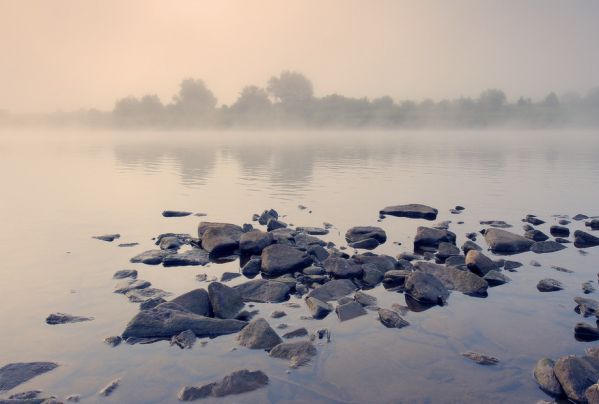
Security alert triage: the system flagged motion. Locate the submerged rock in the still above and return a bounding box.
[208,282,244,319]
[533,358,564,397]
[462,352,499,365]
[307,279,357,302]
[483,228,533,254]
[162,210,191,217]
[269,341,317,368]
[283,328,309,339]
[237,318,282,350]
[114,279,151,294]
[305,297,333,319]
[575,230,599,248]
[404,272,450,305]
[126,287,171,303]
[336,301,367,322]
[46,313,94,325]
[575,297,599,317]
[297,227,329,236]
[93,234,120,242]
[0,362,58,391]
[104,336,122,347]
[379,204,438,220]
[537,279,564,292]
[531,241,567,254]
[260,244,312,276]
[345,226,387,249]
[234,279,292,303]
[140,297,166,310]
[414,227,456,249]
[553,355,599,403]
[415,261,488,296]
[378,308,409,329]
[178,369,269,401]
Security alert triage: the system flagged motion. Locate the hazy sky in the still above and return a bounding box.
[1,0,599,113]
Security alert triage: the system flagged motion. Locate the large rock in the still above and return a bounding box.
[414,227,456,249]
[198,222,243,255]
[436,242,461,261]
[114,279,151,294]
[336,301,367,321]
[465,250,499,276]
[537,279,564,292]
[575,230,599,248]
[306,279,357,302]
[352,253,396,272]
[383,270,411,289]
[586,219,599,230]
[415,261,488,296]
[554,355,599,403]
[323,257,363,279]
[239,230,273,254]
[483,228,534,254]
[550,225,570,237]
[0,362,58,391]
[378,308,410,329]
[345,226,387,249]
[178,369,269,401]
[380,204,438,220]
[524,229,550,242]
[531,241,567,254]
[533,358,564,397]
[234,279,291,303]
[130,249,173,265]
[483,270,511,286]
[404,272,450,305]
[237,318,282,350]
[122,303,246,338]
[269,341,317,368]
[260,244,312,276]
[162,249,210,267]
[305,297,333,319]
[170,289,212,317]
[208,282,244,319]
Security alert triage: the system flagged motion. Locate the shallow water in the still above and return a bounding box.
[1,128,599,403]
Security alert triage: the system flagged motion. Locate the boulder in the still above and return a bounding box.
[266,218,287,231]
[354,291,377,307]
[323,257,363,279]
[345,226,387,249]
[234,279,292,303]
[260,244,312,276]
[380,204,438,220]
[414,227,456,249]
[305,297,333,319]
[554,355,599,403]
[483,270,511,286]
[550,225,570,237]
[465,250,499,276]
[162,249,210,267]
[208,282,244,319]
[483,228,533,254]
[336,301,367,321]
[436,242,461,261]
[378,308,410,329]
[269,341,317,368]
[0,362,58,391]
[531,241,567,254]
[383,270,411,289]
[533,358,564,397]
[241,257,261,278]
[170,289,212,317]
[239,230,273,254]
[307,279,357,302]
[575,297,599,317]
[525,229,550,242]
[404,272,450,305]
[198,222,243,255]
[575,230,599,248]
[537,279,564,292]
[237,318,282,349]
[178,369,269,401]
[415,261,488,296]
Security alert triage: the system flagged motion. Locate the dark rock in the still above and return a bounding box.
[531,241,567,254]
[297,227,328,235]
[118,242,139,247]
[114,279,151,294]
[345,226,387,249]
[524,215,545,226]
[179,369,269,401]
[307,246,329,263]
[379,204,438,220]
[395,258,415,271]
[98,379,120,396]
[483,228,534,254]
[436,242,461,261]
[415,261,488,296]
[323,257,363,279]
[414,227,456,249]
[537,279,564,292]
[504,260,522,271]
[404,272,450,305]
[266,218,287,231]
[553,355,599,402]
[163,249,211,267]
[586,219,599,230]
[575,297,599,316]
[378,308,409,329]
[575,323,599,341]
[113,269,137,279]
[397,252,422,261]
[383,270,411,288]
[93,234,120,242]
[480,220,512,228]
[241,257,262,278]
[242,223,254,232]
[46,313,94,325]
[104,336,122,347]
[260,244,312,276]
[239,231,273,254]
[354,291,377,307]
[170,329,196,349]
[270,310,286,319]
[122,303,246,338]
[465,250,499,276]
[555,237,571,244]
[198,222,243,256]
[237,318,282,349]
[283,328,308,339]
[305,296,333,319]
[220,272,241,282]
[462,352,499,365]
[575,230,599,248]
[530,260,542,267]
[170,289,212,317]
[533,358,564,397]
[0,362,58,391]
[307,279,357,301]
[208,283,244,319]
[162,210,191,217]
[525,229,550,242]
[336,301,367,321]
[466,232,477,241]
[445,255,466,268]
[269,341,317,368]
[126,288,171,303]
[559,219,571,225]
[258,209,278,225]
[484,270,511,286]
[573,214,590,221]
[130,249,173,265]
[158,236,183,250]
[583,281,595,295]
[303,266,325,276]
[353,253,396,272]
[552,265,574,274]
[234,279,292,303]
[550,225,570,237]
[140,297,167,311]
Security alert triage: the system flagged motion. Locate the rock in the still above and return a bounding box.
[307,279,357,302]
[220,272,241,282]
[283,328,309,339]
[414,227,456,249]
[380,204,438,220]
[383,270,411,289]
[336,301,367,321]
[269,341,317,368]
[104,336,122,347]
[436,242,461,261]
[260,244,312,276]
[170,289,212,317]
[586,219,599,230]
[531,241,567,254]
[483,228,534,254]
[130,249,172,265]
[0,362,58,391]
[462,352,499,365]
[113,269,137,279]
[530,260,542,267]
[258,209,279,225]
[345,226,387,249]
[98,379,120,396]
[93,234,120,242]
[445,255,466,268]
[354,291,377,307]
[556,237,571,244]
[537,279,564,292]
[573,214,590,221]
[559,219,571,225]
[575,323,599,341]
[122,303,246,338]
[297,226,329,235]
[575,297,599,316]
[480,220,512,228]
[118,242,139,247]
[533,358,564,397]
[323,257,363,279]
[139,297,166,311]
[554,355,599,403]
[378,308,409,329]
[114,279,151,294]
[583,281,596,294]
[465,250,499,276]
[525,229,550,242]
[484,270,511,286]
[353,253,397,272]
[163,249,211,267]
[306,246,329,263]
[270,310,286,319]
[462,240,483,255]
[162,210,192,217]
[305,297,333,319]
[504,260,523,271]
[550,225,570,237]
[198,222,243,256]
[575,230,599,248]
[241,257,262,278]
[170,329,196,349]
[178,369,269,401]
[525,215,546,226]
[415,261,488,296]
[586,384,599,403]
[158,236,183,250]
[239,230,273,254]
[45,313,94,325]
[234,279,292,303]
[303,265,325,276]
[208,283,244,319]
[237,318,282,350]
[126,288,171,303]
[405,271,450,305]
[266,218,287,231]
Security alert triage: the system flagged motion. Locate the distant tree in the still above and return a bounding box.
[478,89,507,110]
[231,86,271,114]
[267,71,314,105]
[170,79,217,124]
[542,92,559,108]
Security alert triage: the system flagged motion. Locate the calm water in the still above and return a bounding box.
[1,128,599,403]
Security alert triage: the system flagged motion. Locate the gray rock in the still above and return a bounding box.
[586,384,599,403]
[270,310,286,319]
[234,279,292,303]
[45,313,94,325]
[122,303,246,338]
[345,226,387,249]
[269,341,317,368]
[178,369,269,401]
[575,297,599,316]
[220,272,241,282]
[550,225,570,237]
[162,249,211,267]
[237,318,282,349]
[114,279,151,294]
[336,301,367,321]
[162,210,191,217]
[130,249,172,265]
[208,282,244,319]
[258,209,279,225]
[405,271,450,305]
[483,270,511,286]
[118,242,139,247]
[445,255,466,268]
[462,352,499,365]
[504,260,523,271]
[113,269,137,279]
[354,291,377,307]
[170,329,196,349]
[531,241,567,254]
[395,258,415,271]
[170,289,212,317]
[530,260,542,267]
[586,219,599,230]
[307,279,357,302]
[98,379,120,396]
[383,270,411,288]
[575,230,599,248]
[93,234,120,242]
[574,214,590,221]
[297,227,329,235]
[283,328,309,339]
[241,257,261,278]
[239,230,273,254]
[525,229,550,242]
[380,204,438,220]
[0,362,58,391]
[575,323,599,341]
[306,246,329,263]
[436,242,461,261]
[323,257,363,279]
[104,336,122,347]
[126,288,171,303]
[537,279,564,292]
[397,252,422,261]
[305,297,333,319]
[303,265,325,276]
[484,228,533,254]
[524,215,546,226]
[414,227,456,249]
[554,355,599,403]
[583,281,595,294]
[266,218,287,231]
[378,308,409,329]
[353,253,396,272]
[480,220,512,228]
[198,222,243,255]
[559,219,571,225]
[260,244,312,276]
[158,236,183,250]
[533,358,564,397]
[465,250,499,276]
[415,261,488,296]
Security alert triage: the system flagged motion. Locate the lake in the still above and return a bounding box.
[1,128,598,403]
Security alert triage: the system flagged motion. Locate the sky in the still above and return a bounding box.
[1,0,598,113]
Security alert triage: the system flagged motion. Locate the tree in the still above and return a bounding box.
[267,71,314,105]
[231,85,271,114]
[171,78,217,119]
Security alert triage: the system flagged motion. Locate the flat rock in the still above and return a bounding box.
[415,261,488,296]
[307,279,357,302]
[336,301,367,321]
[158,236,183,250]
[484,270,511,286]
[162,210,191,217]
[130,249,172,265]
[170,329,196,349]
[550,225,570,237]
[297,227,329,235]
[484,228,533,254]
[504,260,523,271]
[261,244,312,276]
[220,272,241,282]
[524,215,545,226]
[239,230,273,254]
[323,257,363,279]
[93,234,120,242]
[537,279,564,292]
[170,289,212,317]
[533,358,564,397]
[378,308,409,328]
[305,297,333,319]
[114,279,151,294]
[0,362,58,391]
[575,230,599,248]
[414,227,456,249]
[531,241,567,254]
[554,355,599,403]
[234,279,291,303]
[574,214,590,221]
[345,226,386,249]
[269,341,317,368]
[480,220,512,228]
[283,328,309,339]
[113,269,137,279]
[237,318,282,349]
[525,229,550,242]
[354,291,377,307]
[163,249,211,267]
[380,204,438,220]
[405,271,450,305]
[198,222,243,256]
[575,323,599,341]
[45,313,94,325]
[436,242,461,261]
[178,369,268,401]
[462,352,499,365]
[98,379,120,396]
[208,282,244,319]
[465,250,499,276]
[126,288,171,303]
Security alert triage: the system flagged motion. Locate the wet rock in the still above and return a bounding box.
[114,279,151,294]
[397,252,422,261]
[93,234,120,242]
[158,236,183,250]
[525,229,550,242]
[113,269,137,279]
[303,265,325,276]
[531,241,567,254]
[575,230,599,248]
[537,279,564,292]
[162,210,191,217]
[306,246,329,263]
[395,258,415,271]
[379,204,438,220]
[198,222,243,256]
[575,323,599,341]
[122,303,246,339]
[383,270,411,289]
[283,328,308,339]
[297,226,328,236]
[573,214,590,221]
[208,282,244,319]
[504,260,522,271]
[261,244,312,276]
[170,329,196,349]
[234,279,292,303]
[239,230,273,255]
[480,220,512,228]
[130,249,172,265]
[104,336,122,347]
[415,261,488,296]
[524,215,545,226]
[354,291,377,307]
[550,225,570,237]
[586,219,599,230]
[258,209,279,225]
[405,271,450,305]
[118,242,139,247]
[323,257,363,279]
[140,297,167,310]
[530,260,542,267]
[465,250,499,276]
[378,308,409,329]
[240,258,261,279]
[462,352,499,365]
[436,242,461,261]
[266,218,287,231]
[237,318,282,350]
[555,237,571,244]
[586,384,599,403]
[0,362,58,391]
[98,379,120,396]
[533,358,564,397]
[220,272,241,282]
[583,281,595,295]
[353,253,396,273]
[270,310,286,319]
[126,288,171,303]
[345,226,387,250]
[178,369,269,401]
[575,297,599,317]
[553,355,599,403]
[305,296,333,319]
[445,255,466,268]
[45,313,93,325]
[559,219,571,225]
[170,289,212,317]
[307,279,357,301]
[269,341,317,368]
[551,265,574,273]
[414,227,457,249]
[336,301,367,321]
[484,270,511,286]
[483,228,533,254]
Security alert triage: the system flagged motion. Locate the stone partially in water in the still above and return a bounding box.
[531,241,567,254]
[162,210,191,217]
[237,318,282,350]
[239,230,273,255]
[260,244,312,276]
[525,229,550,242]
[465,250,499,276]
[550,225,570,237]
[378,308,409,329]
[575,323,599,341]
[178,369,268,401]
[379,204,438,220]
[336,301,367,322]
[126,288,171,303]
[414,261,488,297]
[307,279,357,302]
[462,352,499,365]
[283,328,309,339]
[0,362,58,391]
[130,249,173,265]
[533,358,564,397]
[574,230,599,248]
[198,222,243,256]
[113,269,137,279]
[483,270,511,286]
[98,379,120,396]
[170,329,196,349]
[413,227,456,249]
[45,313,94,325]
[537,279,563,292]
[405,272,450,305]
[208,282,244,319]
[170,289,212,317]
[269,341,317,368]
[305,297,333,319]
[162,249,210,267]
[93,234,120,242]
[483,228,533,254]
[114,279,151,294]
[345,226,387,249]
[323,257,363,279]
[553,355,599,403]
[234,279,292,303]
